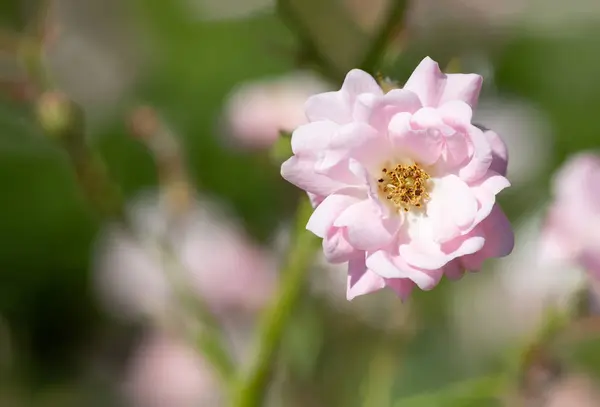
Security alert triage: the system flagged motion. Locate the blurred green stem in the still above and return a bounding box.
[232,197,319,407]
[359,0,408,73]
[159,240,236,386]
[277,0,343,82]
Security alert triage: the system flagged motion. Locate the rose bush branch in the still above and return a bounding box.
[232,197,319,407]
[359,0,408,74]
[19,17,237,389]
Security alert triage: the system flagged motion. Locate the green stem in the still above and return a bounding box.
[394,374,507,406]
[359,0,408,73]
[159,240,236,386]
[277,0,343,82]
[232,197,319,407]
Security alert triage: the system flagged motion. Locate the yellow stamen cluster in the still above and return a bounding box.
[378,163,430,212]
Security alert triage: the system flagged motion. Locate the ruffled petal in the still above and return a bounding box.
[334,200,400,250]
[346,257,386,300]
[306,193,360,237]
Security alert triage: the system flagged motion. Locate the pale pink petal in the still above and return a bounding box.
[306,193,360,237]
[305,91,351,124]
[403,57,482,108]
[281,156,349,196]
[410,107,447,129]
[458,126,493,182]
[323,228,358,263]
[484,130,508,177]
[401,235,485,270]
[367,250,443,290]
[460,204,514,270]
[389,112,443,165]
[341,69,384,99]
[428,175,479,242]
[469,171,511,227]
[383,277,415,300]
[439,74,483,108]
[367,89,422,132]
[316,122,379,171]
[307,193,325,208]
[291,121,338,155]
[334,200,400,250]
[438,100,474,127]
[403,57,446,107]
[347,257,386,300]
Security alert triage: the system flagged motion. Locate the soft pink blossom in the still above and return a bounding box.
[124,331,221,407]
[223,72,330,149]
[93,193,276,321]
[540,153,600,278]
[450,211,583,360]
[281,57,513,300]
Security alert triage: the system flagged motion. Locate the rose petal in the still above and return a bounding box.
[389,112,443,165]
[291,121,338,155]
[281,156,348,196]
[323,228,358,263]
[439,74,482,108]
[347,257,386,300]
[427,175,479,242]
[306,193,360,237]
[334,200,400,250]
[458,126,493,183]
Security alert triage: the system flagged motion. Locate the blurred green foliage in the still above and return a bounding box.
[1,0,600,406]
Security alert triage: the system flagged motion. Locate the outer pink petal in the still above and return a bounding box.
[341,69,384,100]
[305,92,351,124]
[458,126,493,183]
[346,257,386,300]
[334,200,400,250]
[400,234,485,270]
[484,130,508,177]
[291,121,338,155]
[460,204,514,270]
[307,193,325,208]
[323,228,358,263]
[383,277,415,300]
[470,171,511,227]
[439,73,483,108]
[316,122,379,171]
[306,193,360,237]
[366,250,443,290]
[305,69,383,124]
[403,57,482,108]
[403,57,446,108]
[281,156,347,196]
[442,260,465,280]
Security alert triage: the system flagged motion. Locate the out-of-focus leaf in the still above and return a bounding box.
[281,300,324,379]
[394,375,505,407]
[286,0,368,77]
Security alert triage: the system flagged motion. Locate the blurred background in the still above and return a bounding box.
[1,0,600,406]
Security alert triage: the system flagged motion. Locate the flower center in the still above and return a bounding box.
[377,163,431,212]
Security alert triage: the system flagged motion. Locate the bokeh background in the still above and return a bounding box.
[2,0,600,406]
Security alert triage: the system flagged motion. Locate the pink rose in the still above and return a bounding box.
[281,57,513,300]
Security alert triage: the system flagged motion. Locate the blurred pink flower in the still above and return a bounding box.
[450,211,584,359]
[94,193,276,322]
[540,153,600,278]
[475,98,553,187]
[281,57,513,300]
[124,331,221,407]
[223,72,330,149]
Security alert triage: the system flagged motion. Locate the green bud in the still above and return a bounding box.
[35,91,81,140]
